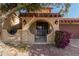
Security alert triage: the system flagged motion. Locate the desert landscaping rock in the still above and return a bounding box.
[7,48,18,56]
[0,41,28,56]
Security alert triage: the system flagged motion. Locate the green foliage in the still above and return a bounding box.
[0,3,71,15]
[16,42,30,52]
[0,3,17,13]
[0,3,42,13]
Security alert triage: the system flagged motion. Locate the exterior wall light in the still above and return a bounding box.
[20,8,28,14]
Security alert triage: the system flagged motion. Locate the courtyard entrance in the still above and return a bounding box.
[35,21,49,42]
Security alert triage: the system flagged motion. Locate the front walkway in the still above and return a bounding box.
[29,39,79,56]
[0,39,79,56]
[29,44,79,56]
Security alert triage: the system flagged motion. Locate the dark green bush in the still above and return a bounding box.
[54,31,71,48]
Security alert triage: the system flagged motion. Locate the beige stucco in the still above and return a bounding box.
[21,17,59,44]
[1,17,60,45]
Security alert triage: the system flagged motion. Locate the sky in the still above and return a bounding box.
[52,3,79,18]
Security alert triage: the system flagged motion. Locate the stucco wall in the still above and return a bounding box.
[22,17,59,31]
[21,17,59,44]
[1,17,60,44]
[59,24,79,39]
[1,29,22,45]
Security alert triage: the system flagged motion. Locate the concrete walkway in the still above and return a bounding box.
[29,39,79,56]
[70,39,79,48]
[29,44,79,56]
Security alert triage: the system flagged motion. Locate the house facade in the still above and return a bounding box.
[0,8,79,45]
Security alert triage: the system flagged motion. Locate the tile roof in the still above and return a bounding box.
[19,13,62,17]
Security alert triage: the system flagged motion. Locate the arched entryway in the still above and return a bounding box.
[29,20,53,43]
[35,21,48,42]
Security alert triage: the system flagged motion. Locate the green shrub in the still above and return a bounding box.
[17,42,30,52]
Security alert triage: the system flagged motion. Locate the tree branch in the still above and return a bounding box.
[0,7,17,23]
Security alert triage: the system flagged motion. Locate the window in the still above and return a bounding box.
[7,27,17,35]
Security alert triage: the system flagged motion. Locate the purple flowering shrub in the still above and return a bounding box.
[54,31,71,48]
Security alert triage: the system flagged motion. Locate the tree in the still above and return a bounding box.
[41,3,71,16]
[0,3,42,30]
[0,3,71,28]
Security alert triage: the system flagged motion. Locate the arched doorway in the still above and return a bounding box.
[35,21,49,42]
[29,20,53,43]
